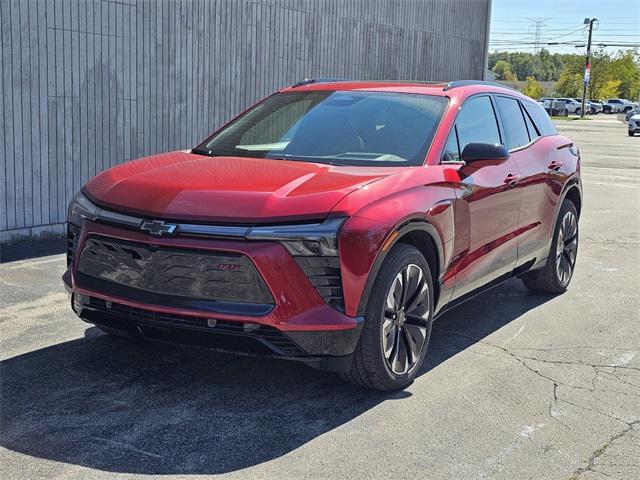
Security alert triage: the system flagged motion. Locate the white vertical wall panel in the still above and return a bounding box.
[0,0,490,240]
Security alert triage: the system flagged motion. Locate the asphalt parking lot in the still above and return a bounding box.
[1,115,639,480]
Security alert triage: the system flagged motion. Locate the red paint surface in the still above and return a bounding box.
[69,222,358,331]
[68,82,582,332]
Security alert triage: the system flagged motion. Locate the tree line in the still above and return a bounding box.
[488,49,640,101]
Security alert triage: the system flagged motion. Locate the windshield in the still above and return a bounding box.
[196,91,448,167]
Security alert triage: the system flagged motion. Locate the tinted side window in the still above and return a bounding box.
[456,96,501,151]
[496,96,530,149]
[521,102,540,140]
[522,101,558,136]
[442,127,461,162]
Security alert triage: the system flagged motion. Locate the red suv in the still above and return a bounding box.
[64,80,581,390]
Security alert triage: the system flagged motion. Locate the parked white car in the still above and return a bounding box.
[542,98,583,115]
[555,98,584,114]
[573,98,602,114]
[629,112,640,136]
[604,98,637,114]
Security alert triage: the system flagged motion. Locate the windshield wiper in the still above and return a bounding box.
[266,153,338,165]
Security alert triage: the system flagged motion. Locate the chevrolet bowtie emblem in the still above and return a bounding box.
[140,220,178,237]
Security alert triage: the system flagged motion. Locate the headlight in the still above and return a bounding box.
[67,192,143,228]
[67,191,100,226]
[246,217,346,256]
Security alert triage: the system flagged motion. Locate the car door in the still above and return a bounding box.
[494,95,550,267]
[442,95,523,300]
[513,99,573,266]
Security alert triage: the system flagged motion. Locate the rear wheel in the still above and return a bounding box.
[340,244,434,391]
[522,200,579,293]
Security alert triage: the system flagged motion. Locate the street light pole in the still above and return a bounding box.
[581,18,597,119]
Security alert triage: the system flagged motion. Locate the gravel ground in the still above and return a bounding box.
[1,115,639,480]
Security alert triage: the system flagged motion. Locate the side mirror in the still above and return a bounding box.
[461,142,509,163]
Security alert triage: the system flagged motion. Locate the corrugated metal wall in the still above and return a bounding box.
[0,0,490,242]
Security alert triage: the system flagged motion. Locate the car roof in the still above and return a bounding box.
[280,79,534,102]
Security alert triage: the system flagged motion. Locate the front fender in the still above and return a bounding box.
[338,193,456,317]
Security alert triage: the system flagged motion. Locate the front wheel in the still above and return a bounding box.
[522,200,579,293]
[629,131,635,137]
[340,244,434,391]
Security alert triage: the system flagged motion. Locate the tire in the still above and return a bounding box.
[629,131,635,137]
[339,243,434,391]
[522,200,579,294]
[575,108,581,115]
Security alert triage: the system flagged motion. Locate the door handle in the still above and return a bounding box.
[504,173,522,187]
[548,160,564,171]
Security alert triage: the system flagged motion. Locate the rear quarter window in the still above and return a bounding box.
[522,101,557,137]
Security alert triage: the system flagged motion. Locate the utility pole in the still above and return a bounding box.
[581,18,597,119]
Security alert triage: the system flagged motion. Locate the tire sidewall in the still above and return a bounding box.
[365,244,434,387]
[551,200,579,289]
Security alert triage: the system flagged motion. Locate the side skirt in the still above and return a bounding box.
[434,259,536,321]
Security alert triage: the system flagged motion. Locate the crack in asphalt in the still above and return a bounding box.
[432,327,640,479]
[569,420,640,480]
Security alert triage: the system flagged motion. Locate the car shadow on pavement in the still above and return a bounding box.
[0,279,553,474]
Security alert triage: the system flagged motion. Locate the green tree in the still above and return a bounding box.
[522,76,545,99]
[598,79,622,99]
[489,49,582,82]
[556,70,582,97]
[490,48,640,100]
[610,51,640,100]
[553,49,639,100]
[492,60,518,81]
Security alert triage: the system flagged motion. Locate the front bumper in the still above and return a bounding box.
[64,220,363,371]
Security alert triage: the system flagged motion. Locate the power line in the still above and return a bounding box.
[544,26,587,41]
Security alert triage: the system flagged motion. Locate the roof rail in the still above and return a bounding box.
[290,78,447,88]
[443,80,518,91]
[290,78,348,88]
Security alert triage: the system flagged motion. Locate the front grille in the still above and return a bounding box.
[294,256,344,311]
[86,297,308,357]
[76,236,273,308]
[67,224,80,266]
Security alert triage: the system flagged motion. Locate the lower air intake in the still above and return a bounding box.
[294,256,344,311]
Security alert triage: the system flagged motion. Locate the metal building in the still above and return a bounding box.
[0,0,491,249]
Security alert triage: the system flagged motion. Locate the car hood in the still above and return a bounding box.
[83,151,403,223]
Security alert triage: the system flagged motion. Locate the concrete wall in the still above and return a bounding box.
[0,0,491,244]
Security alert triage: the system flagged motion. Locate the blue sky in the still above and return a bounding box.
[490,0,639,54]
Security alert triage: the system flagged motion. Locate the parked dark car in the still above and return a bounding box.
[625,107,639,122]
[64,80,582,390]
